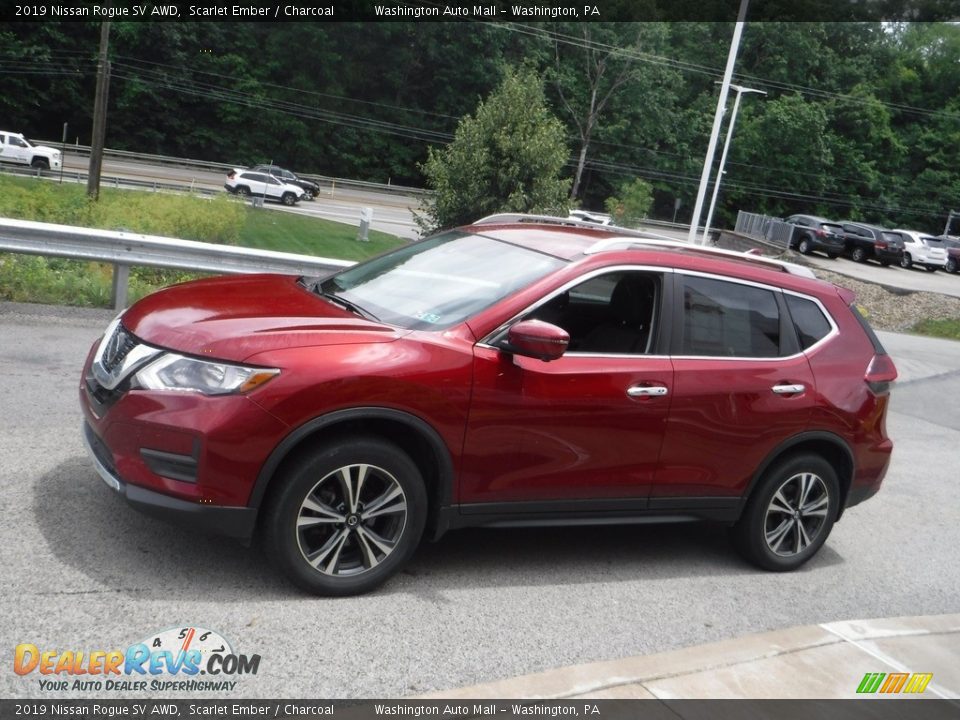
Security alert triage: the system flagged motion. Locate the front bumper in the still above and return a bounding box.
[83,421,257,540]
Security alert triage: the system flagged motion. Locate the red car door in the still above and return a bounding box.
[652,273,817,500]
[458,270,673,509]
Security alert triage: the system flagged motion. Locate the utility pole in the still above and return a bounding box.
[944,210,957,237]
[687,0,749,245]
[87,20,111,200]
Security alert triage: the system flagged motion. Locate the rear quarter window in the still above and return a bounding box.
[786,294,833,350]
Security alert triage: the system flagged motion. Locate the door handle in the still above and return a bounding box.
[771,383,806,395]
[627,385,669,398]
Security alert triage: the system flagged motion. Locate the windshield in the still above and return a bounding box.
[318,231,565,330]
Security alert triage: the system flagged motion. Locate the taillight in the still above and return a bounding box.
[816,229,826,237]
[865,354,897,395]
[875,241,887,250]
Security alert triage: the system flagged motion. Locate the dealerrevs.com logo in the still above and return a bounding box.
[14,627,260,693]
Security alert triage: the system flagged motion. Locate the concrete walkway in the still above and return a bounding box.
[420,614,960,700]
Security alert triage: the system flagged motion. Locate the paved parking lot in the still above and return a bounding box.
[1,302,957,699]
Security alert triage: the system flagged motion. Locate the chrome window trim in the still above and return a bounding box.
[478,266,839,363]
[478,264,671,353]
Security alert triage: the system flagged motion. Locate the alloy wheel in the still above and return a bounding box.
[296,463,408,577]
[763,472,830,557]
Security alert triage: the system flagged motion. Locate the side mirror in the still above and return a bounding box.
[503,320,569,362]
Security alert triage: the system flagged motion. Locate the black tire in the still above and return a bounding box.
[302,190,315,201]
[262,437,427,596]
[798,238,812,255]
[282,192,297,206]
[730,454,839,572]
[851,246,868,263]
[900,253,913,270]
[925,265,938,273]
[30,157,49,171]
[947,258,958,274]
[880,260,892,267]
[827,253,839,260]
[237,186,251,197]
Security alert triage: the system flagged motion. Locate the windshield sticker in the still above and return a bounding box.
[413,311,442,324]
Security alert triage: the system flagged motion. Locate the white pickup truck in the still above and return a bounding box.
[0,131,61,171]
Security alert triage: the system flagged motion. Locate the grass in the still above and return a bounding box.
[910,318,960,340]
[0,175,405,308]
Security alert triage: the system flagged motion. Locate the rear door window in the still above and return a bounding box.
[678,276,781,358]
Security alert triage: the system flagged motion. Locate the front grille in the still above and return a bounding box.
[85,374,125,415]
[101,323,138,375]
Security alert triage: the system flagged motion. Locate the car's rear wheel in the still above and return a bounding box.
[731,454,839,571]
[262,438,427,596]
[925,265,938,273]
[851,247,868,263]
[880,260,891,267]
[798,238,812,255]
[282,192,297,206]
[827,253,839,260]
[237,186,251,197]
[900,253,913,269]
[947,258,958,274]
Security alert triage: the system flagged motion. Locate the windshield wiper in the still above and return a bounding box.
[312,285,379,322]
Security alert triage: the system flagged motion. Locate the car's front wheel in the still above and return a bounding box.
[901,253,913,269]
[947,258,958,274]
[798,238,812,255]
[731,454,839,571]
[282,192,297,206]
[31,157,50,170]
[851,246,868,263]
[263,438,427,596]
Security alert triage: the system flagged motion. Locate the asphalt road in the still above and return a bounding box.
[60,152,422,240]
[1,302,958,700]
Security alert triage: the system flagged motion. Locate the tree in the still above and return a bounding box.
[417,67,570,233]
[549,23,678,202]
[604,178,654,227]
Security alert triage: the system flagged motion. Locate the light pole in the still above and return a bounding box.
[687,0,750,245]
[701,83,766,244]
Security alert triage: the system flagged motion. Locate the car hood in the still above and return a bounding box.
[121,274,406,362]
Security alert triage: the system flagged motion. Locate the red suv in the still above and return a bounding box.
[80,215,897,596]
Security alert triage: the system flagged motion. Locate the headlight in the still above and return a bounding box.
[134,354,279,395]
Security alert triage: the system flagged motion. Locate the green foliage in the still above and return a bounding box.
[910,317,960,341]
[0,177,403,307]
[0,175,244,243]
[604,178,654,227]
[418,67,571,232]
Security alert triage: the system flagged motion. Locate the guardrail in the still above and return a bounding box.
[0,218,354,311]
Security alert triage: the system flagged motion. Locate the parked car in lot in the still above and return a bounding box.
[0,130,61,171]
[80,214,897,596]
[783,214,846,258]
[891,229,947,272]
[942,239,960,274]
[251,165,320,201]
[840,223,905,266]
[224,169,302,205]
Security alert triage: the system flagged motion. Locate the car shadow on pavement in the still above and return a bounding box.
[393,518,845,597]
[33,457,290,601]
[36,457,845,601]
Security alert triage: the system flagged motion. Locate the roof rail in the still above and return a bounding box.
[584,238,816,279]
[472,213,675,241]
[471,213,816,279]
